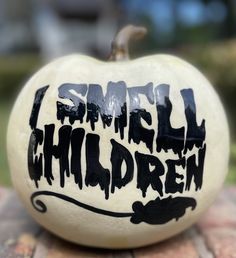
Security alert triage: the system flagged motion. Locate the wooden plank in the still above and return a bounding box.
[196,188,236,258]
[187,227,213,258]
[45,237,132,258]
[112,251,133,258]
[33,231,133,258]
[134,232,199,258]
[200,227,236,258]
[197,189,236,229]
[0,189,40,258]
[33,231,52,258]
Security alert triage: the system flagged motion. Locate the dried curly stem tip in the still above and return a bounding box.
[109,25,147,61]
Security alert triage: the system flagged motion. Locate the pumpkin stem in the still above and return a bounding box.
[109,25,147,61]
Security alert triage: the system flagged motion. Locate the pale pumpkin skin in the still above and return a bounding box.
[7,54,229,249]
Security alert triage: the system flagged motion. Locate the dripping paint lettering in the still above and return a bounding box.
[28,81,206,225]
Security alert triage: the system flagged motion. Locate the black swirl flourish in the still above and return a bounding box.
[33,199,47,212]
[30,191,133,217]
[30,191,197,225]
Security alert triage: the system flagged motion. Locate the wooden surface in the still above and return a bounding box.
[0,187,235,258]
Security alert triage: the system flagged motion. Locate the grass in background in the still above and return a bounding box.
[0,100,11,185]
[0,54,41,186]
[227,144,236,184]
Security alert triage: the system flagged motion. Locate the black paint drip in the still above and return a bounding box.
[181,89,206,153]
[165,157,185,194]
[28,85,49,187]
[85,133,110,199]
[70,128,85,189]
[57,83,87,124]
[28,129,43,187]
[128,83,155,153]
[155,84,185,157]
[86,82,127,139]
[29,85,49,129]
[135,151,165,198]
[185,144,206,191]
[110,139,134,194]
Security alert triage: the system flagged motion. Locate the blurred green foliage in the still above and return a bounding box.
[0,54,41,185]
[182,40,236,138]
[183,40,236,92]
[228,144,236,183]
[0,54,41,99]
[0,101,11,185]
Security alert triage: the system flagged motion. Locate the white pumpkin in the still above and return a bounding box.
[7,25,229,249]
